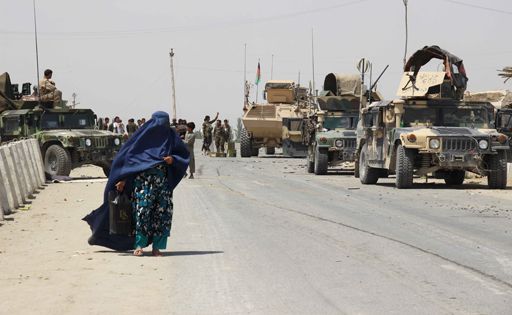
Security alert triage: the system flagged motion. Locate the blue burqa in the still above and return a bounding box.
[83,111,190,250]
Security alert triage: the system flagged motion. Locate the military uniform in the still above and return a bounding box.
[202,122,213,152]
[213,125,226,153]
[185,131,196,175]
[39,78,62,103]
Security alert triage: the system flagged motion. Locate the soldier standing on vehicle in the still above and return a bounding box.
[213,120,226,153]
[39,69,62,105]
[185,122,196,179]
[102,117,110,130]
[202,112,219,154]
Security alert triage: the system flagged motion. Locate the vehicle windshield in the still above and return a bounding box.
[62,113,94,129]
[402,106,491,128]
[40,113,60,130]
[323,116,358,130]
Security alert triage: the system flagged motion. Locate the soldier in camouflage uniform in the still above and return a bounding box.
[213,120,226,153]
[202,112,219,154]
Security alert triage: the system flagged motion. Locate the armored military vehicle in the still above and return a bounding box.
[356,46,509,189]
[304,74,361,174]
[0,72,122,177]
[241,80,313,157]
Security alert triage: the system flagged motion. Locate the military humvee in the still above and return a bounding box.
[304,74,361,174]
[0,72,122,177]
[356,46,509,189]
[241,80,313,157]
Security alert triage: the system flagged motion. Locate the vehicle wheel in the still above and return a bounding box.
[444,170,465,186]
[359,144,379,184]
[396,144,414,189]
[240,128,252,158]
[314,149,328,175]
[354,153,360,178]
[487,151,507,189]
[265,147,275,155]
[307,146,315,173]
[44,144,71,177]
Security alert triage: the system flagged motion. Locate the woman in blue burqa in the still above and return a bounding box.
[83,111,189,256]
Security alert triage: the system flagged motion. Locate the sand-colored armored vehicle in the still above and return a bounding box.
[356,46,509,189]
[304,74,361,174]
[0,72,122,177]
[241,80,313,157]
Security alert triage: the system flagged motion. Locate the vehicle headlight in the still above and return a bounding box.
[85,138,92,147]
[114,138,121,146]
[478,139,489,150]
[429,138,440,149]
[335,139,343,147]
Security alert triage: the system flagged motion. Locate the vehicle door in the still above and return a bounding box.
[496,109,512,160]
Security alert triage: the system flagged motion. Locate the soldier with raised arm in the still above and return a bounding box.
[202,112,219,154]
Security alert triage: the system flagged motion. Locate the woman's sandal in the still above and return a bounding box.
[133,248,144,256]
[152,249,163,257]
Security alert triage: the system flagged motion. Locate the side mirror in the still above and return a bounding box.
[263,91,267,101]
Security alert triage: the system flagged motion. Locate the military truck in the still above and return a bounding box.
[304,74,361,174]
[0,72,122,177]
[241,80,313,157]
[356,46,509,189]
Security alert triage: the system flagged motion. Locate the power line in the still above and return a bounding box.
[0,0,370,39]
[442,0,512,15]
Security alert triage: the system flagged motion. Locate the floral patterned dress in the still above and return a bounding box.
[131,163,173,249]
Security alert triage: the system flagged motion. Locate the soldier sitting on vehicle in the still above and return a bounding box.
[39,69,62,105]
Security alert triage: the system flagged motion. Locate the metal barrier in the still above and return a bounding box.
[0,139,46,219]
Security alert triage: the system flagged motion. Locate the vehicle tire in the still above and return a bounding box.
[314,149,328,175]
[44,144,71,177]
[359,144,379,184]
[354,153,360,178]
[307,146,315,174]
[240,128,252,158]
[265,147,275,155]
[395,144,414,189]
[444,170,465,186]
[487,151,507,189]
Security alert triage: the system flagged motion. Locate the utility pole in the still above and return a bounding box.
[169,48,177,120]
[244,43,247,108]
[71,92,77,108]
[403,0,409,66]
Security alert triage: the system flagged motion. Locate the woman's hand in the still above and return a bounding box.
[163,156,174,165]
[115,180,126,192]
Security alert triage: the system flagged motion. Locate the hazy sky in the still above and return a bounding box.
[1,0,511,125]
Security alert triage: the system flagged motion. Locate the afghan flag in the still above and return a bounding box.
[255,61,261,85]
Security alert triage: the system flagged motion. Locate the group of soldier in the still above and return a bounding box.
[201,112,232,155]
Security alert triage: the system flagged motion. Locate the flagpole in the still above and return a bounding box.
[255,59,260,103]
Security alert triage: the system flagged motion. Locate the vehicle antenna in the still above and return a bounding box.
[403,0,409,66]
[32,0,41,106]
[311,28,316,96]
[169,48,177,120]
[271,54,274,80]
[244,43,248,109]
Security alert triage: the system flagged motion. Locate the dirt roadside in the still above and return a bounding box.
[0,166,177,315]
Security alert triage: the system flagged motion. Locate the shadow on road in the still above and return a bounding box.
[94,250,224,257]
[375,182,512,190]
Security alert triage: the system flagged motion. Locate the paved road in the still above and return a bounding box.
[1,149,511,314]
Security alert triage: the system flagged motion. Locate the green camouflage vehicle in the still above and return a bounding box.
[356,46,509,189]
[304,74,361,174]
[0,72,122,177]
